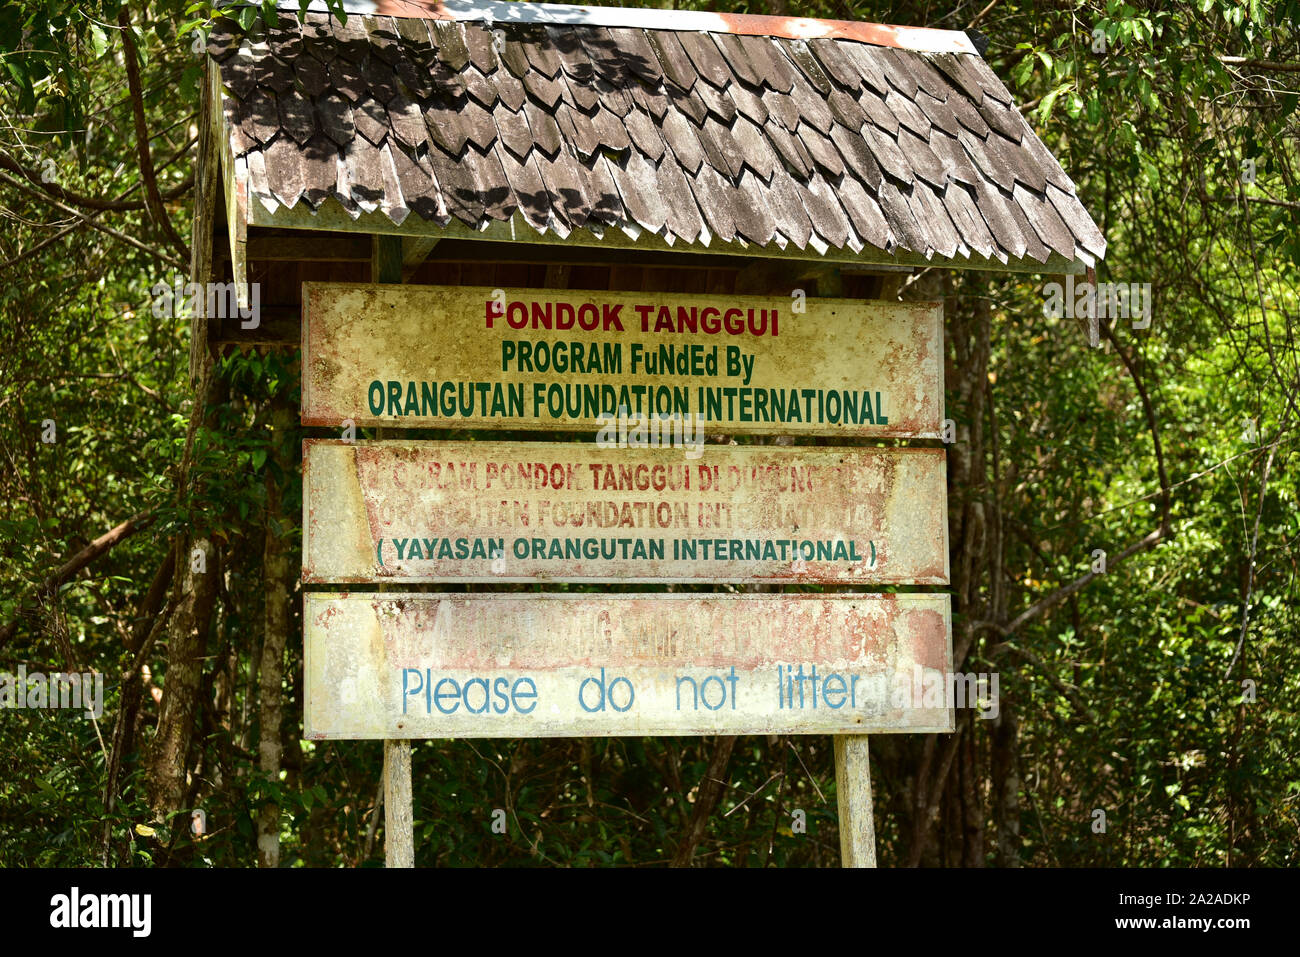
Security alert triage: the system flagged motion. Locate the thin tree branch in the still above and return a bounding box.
[1207,194,1300,210]
[968,526,1165,641]
[0,509,157,649]
[0,147,191,212]
[0,134,195,273]
[0,169,187,269]
[993,643,1099,724]
[1101,317,1172,537]
[1225,440,1279,679]
[116,7,190,263]
[1218,56,1300,73]
[967,0,1000,31]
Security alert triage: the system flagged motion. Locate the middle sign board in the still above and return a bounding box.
[303,440,949,585]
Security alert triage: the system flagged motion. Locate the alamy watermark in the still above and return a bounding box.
[50,887,150,937]
[150,279,260,329]
[1042,275,1152,347]
[879,665,1000,719]
[596,404,706,460]
[0,667,103,719]
[775,664,1000,719]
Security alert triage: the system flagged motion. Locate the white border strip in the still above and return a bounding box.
[256,0,978,55]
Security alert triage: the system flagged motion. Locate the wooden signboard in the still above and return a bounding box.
[301,283,944,438]
[304,593,954,739]
[297,278,952,867]
[302,440,949,585]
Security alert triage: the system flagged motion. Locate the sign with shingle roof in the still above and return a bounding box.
[198,0,1107,868]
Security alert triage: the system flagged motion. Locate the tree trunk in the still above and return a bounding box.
[256,397,295,867]
[145,72,224,834]
[992,705,1021,866]
[102,542,175,864]
[146,534,219,824]
[671,735,736,867]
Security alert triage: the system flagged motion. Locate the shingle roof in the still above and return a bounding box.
[207,1,1105,268]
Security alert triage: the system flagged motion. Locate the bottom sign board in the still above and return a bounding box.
[304,593,954,739]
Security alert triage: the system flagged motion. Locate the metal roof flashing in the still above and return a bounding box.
[241,0,982,54]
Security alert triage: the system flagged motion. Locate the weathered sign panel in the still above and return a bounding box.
[304,593,954,739]
[301,283,944,438]
[302,440,948,585]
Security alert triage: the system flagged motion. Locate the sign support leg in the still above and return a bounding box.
[819,267,878,868]
[383,739,415,867]
[374,233,415,869]
[835,734,877,867]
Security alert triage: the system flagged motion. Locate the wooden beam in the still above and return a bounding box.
[209,232,766,273]
[382,742,414,868]
[400,236,440,280]
[211,306,298,349]
[372,234,403,284]
[840,263,914,275]
[825,262,878,869]
[425,239,751,270]
[216,234,372,262]
[212,62,249,321]
[190,60,221,385]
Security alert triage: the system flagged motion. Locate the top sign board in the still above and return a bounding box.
[301,283,944,438]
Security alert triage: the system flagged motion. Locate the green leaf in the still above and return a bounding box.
[1011,56,1034,87]
[1085,90,1102,123]
[1039,87,1064,121]
[88,24,108,58]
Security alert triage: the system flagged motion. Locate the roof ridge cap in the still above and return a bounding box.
[231,0,980,55]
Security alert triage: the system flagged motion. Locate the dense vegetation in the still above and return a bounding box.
[0,0,1295,866]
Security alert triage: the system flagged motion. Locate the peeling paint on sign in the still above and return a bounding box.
[301,283,944,438]
[304,593,954,739]
[302,440,948,585]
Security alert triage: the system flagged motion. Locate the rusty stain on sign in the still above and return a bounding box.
[302,440,948,585]
[304,592,954,739]
[301,283,944,438]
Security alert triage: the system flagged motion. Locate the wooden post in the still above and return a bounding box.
[834,735,877,867]
[383,739,414,867]
[819,265,879,869]
[373,233,415,868]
